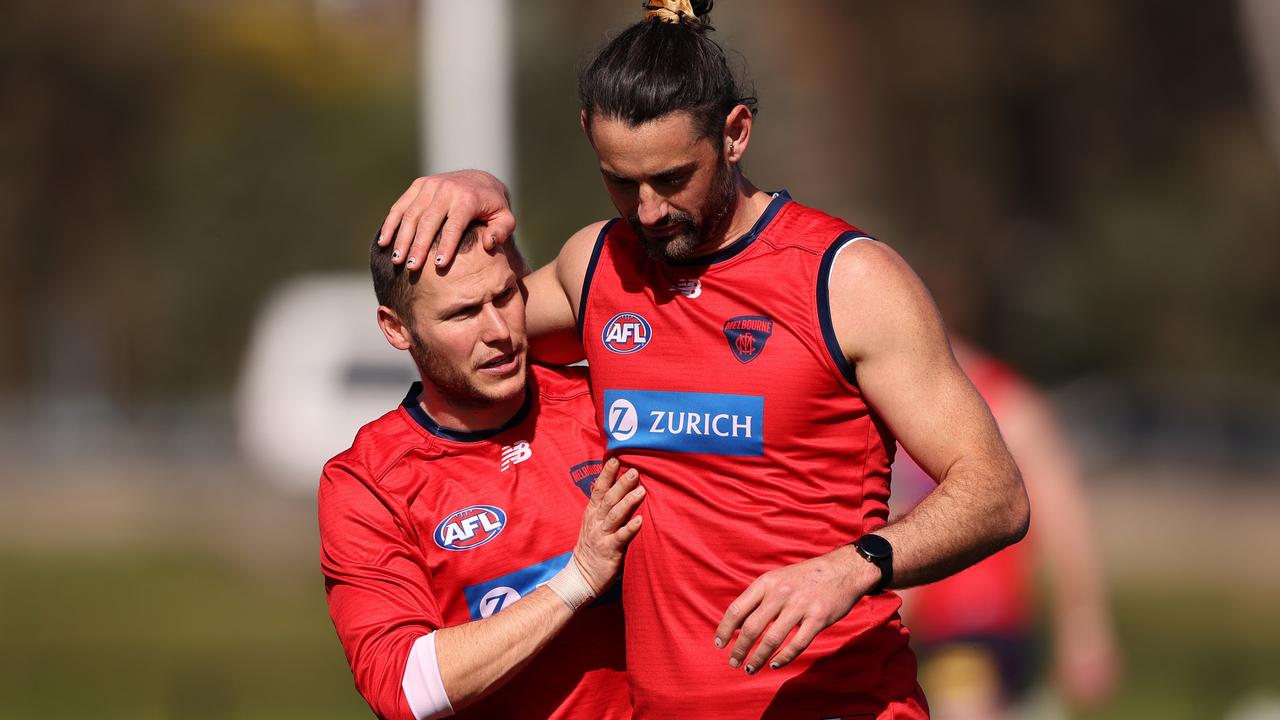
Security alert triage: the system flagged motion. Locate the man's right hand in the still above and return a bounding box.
[572,458,645,596]
[378,170,516,270]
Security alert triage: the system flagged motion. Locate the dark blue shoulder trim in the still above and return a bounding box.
[817,231,875,388]
[669,190,792,267]
[576,219,618,342]
[401,382,533,442]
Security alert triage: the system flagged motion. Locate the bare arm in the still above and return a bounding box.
[322,459,643,718]
[433,459,644,709]
[836,240,1028,585]
[715,239,1029,673]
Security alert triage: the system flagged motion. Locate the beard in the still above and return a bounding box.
[407,330,526,408]
[628,156,738,263]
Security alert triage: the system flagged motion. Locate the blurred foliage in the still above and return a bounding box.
[1,0,1277,404]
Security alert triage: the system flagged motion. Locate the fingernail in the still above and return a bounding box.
[435,255,444,266]
[769,662,779,670]
[729,658,740,669]
[745,664,755,674]
[406,257,416,267]
[391,250,400,260]
[635,485,646,495]
[378,232,384,243]
[714,638,723,649]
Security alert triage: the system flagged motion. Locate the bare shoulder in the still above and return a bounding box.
[554,220,614,306]
[827,238,945,364]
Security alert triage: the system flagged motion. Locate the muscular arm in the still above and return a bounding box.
[836,240,1029,587]
[716,239,1029,673]
[321,458,642,719]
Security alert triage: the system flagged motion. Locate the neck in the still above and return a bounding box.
[693,176,773,257]
[415,383,527,434]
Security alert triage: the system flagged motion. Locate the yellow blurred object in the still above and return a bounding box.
[919,645,1004,720]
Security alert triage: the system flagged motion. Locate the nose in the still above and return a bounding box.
[637,184,669,227]
[478,303,512,345]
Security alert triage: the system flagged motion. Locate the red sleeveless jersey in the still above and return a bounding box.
[579,192,927,718]
[320,365,630,720]
[897,355,1035,642]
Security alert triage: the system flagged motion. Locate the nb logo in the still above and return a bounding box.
[607,399,639,441]
[670,278,702,298]
[500,441,532,471]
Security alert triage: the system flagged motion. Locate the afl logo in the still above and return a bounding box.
[602,312,652,354]
[434,505,507,551]
[607,398,639,441]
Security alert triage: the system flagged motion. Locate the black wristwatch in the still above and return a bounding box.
[852,534,893,595]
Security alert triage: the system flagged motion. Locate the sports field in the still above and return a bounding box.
[1,464,1276,719]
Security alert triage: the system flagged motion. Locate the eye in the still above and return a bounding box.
[495,286,518,304]
[604,172,636,189]
[655,173,689,189]
[447,305,481,321]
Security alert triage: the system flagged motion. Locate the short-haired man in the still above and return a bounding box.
[319,227,642,719]
[376,3,1030,717]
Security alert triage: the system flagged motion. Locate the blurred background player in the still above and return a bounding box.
[892,339,1123,720]
[319,226,643,719]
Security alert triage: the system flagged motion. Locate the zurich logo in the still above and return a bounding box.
[602,312,652,354]
[607,398,639,441]
[603,389,765,456]
[433,505,506,551]
[723,315,774,363]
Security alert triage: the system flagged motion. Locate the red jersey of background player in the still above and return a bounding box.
[579,191,927,718]
[319,365,629,720]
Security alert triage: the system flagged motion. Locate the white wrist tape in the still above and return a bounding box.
[545,556,597,611]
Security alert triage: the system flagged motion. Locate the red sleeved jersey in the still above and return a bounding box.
[319,365,630,720]
[578,192,928,718]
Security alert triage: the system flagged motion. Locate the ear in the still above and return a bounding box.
[723,104,754,163]
[377,305,414,351]
[580,109,595,147]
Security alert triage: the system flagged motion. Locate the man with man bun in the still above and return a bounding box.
[376,1,1030,716]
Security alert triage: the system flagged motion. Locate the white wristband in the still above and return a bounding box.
[545,556,597,611]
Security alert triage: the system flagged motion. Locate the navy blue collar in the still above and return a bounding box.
[401,382,533,443]
[668,190,791,267]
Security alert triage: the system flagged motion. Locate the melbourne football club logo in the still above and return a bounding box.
[723,315,774,363]
[568,459,604,497]
[499,440,532,471]
[601,312,652,354]
[433,505,507,551]
[606,398,639,441]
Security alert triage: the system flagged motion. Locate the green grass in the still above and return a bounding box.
[1,546,1277,719]
[0,548,369,720]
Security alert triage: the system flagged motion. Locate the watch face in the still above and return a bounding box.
[859,534,892,559]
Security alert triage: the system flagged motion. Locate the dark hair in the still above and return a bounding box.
[369,224,484,319]
[578,2,756,140]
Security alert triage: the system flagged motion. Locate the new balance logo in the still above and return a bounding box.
[670,278,702,298]
[500,441,532,471]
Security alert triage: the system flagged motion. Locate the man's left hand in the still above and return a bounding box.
[714,545,877,674]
